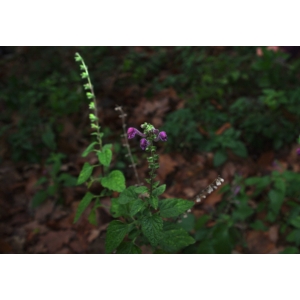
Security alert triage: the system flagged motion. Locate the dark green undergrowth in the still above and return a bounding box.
[2,46,300,253]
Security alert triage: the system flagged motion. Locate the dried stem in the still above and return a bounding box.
[115,105,141,186]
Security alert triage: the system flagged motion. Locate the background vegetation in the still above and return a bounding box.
[1,46,300,253]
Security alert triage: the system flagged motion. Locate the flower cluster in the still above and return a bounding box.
[127,126,167,150]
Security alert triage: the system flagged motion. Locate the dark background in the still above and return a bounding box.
[1,46,300,254]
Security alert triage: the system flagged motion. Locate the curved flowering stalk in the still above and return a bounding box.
[127,122,168,196]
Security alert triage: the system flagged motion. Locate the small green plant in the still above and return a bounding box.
[31,152,77,208]
[74,53,227,253]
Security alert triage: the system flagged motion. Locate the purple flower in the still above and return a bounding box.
[158,131,167,142]
[297,148,300,156]
[127,127,145,139]
[140,138,150,150]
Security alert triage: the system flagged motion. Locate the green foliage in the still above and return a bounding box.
[74,192,95,223]
[105,221,129,253]
[31,153,77,208]
[159,199,194,218]
[100,170,126,192]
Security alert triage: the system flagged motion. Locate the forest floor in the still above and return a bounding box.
[1,47,300,254]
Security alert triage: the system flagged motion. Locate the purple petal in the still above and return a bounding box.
[140,138,149,150]
[297,148,300,156]
[127,127,136,139]
[158,131,167,142]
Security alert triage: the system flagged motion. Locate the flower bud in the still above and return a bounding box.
[140,138,150,150]
[158,131,167,142]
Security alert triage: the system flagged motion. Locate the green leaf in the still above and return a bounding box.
[148,196,159,209]
[195,215,210,230]
[213,150,227,167]
[141,215,163,247]
[88,209,97,226]
[116,242,142,254]
[77,162,94,185]
[130,199,146,216]
[178,214,195,232]
[74,192,94,223]
[211,224,234,254]
[105,221,129,253]
[31,191,48,208]
[159,228,195,253]
[286,229,300,246]
[152,184,166,197]
[280,247,299,254]
[231,141,248,158]
[42,126,56,151]
[82,142,97,157]
[159,199,194,218]
[250,220,268,231]
[100,170,126,192]
[244,176,271,194]
[103,144,112,150]
[268,189,284,216]
[58,173,77,186]
[289,216,300,229]
[110,198,127,218]
[134,186,148,194]
[88,199,101,226]
[98,148,112,167]
[118,186,137,204]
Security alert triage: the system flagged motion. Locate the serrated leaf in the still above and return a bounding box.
[110,198,127,218]
[73,192,94,223]
[130,199,146,216]
[141,215,163,247]
[100,170,126,192]
[98,148,112,167]
[148,196,159,209]
[82,142,97,157]
[77,162,94,185]
[116,241,142,254]
[159,199,194,218]
[118,186,137,204]
[134,186,148,194]
[152,184,166,197]
[105,221,129,253]
[159,228,195,253]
